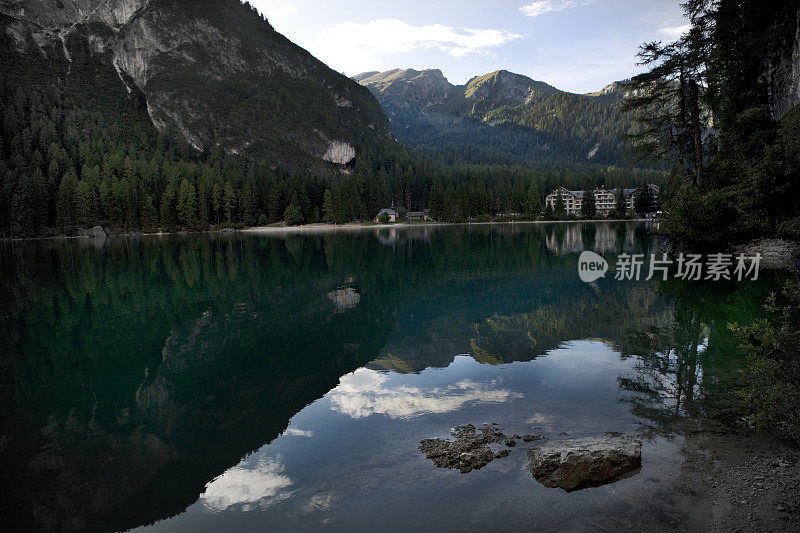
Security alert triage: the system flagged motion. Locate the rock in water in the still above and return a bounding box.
[526,433,642,491]
[85,226,107,239]
[419,424,508,473]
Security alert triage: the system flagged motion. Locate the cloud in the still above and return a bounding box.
[283,427,314,437]
[526,39,644,93]
[200,457,295,512]
[519,0,596,18]
[327,368,523,419]
[249,0,297,21]
[308,19,521,75]
[657,24,691,40]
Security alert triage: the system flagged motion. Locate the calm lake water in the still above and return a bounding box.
[0,222,780,532]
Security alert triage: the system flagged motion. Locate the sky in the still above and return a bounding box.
[248,0,689,94]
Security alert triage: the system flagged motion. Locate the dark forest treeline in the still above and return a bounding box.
[0,79,665,237]
[625,0,800,248]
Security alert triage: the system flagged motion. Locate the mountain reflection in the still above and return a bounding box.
[0,223,777,532]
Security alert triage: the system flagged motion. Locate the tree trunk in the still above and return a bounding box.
[690,80,704,186]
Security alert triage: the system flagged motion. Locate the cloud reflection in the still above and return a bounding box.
[200,457,295,512]
[328,368,523,419]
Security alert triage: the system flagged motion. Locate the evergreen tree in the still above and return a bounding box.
[634,185,657,215]
[73,180,94,226]
[223,181,235,223]
[140,194,157,229]
[428,181,444,220]
[554,194,567,220]
[56,167,78,228]
[177,178,198,228]
[284,197,303,226]
[211,182,222,224]
[526,181,540,215]
[322,189,334,224]
[613,188,628,218]
[580,189,596,219]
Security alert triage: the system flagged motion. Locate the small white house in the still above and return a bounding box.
[375,208,398,223]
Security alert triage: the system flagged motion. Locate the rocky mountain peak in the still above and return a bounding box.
[354,68,454,108]
[2,0,392,171]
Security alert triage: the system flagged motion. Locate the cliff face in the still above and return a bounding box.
[0,0,392,170]
[353,68,454,109]
[765,7,800,119]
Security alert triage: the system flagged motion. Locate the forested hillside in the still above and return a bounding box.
[356,69,649,168]
[0,0,666,237]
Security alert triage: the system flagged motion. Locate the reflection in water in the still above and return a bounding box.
[0,222,779,531]
[200,457,295,513]
[328,364,523,419]
[327,287,361,313]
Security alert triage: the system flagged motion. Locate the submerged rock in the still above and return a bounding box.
[419,424,509,473]
[527,432,642,491]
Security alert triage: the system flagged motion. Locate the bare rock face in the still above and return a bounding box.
[729,238,800,270]
[322,141,356,165]
[1,0,392,171]
[527,432,642,491]
[354,68,453,108]
[765,7,800,119]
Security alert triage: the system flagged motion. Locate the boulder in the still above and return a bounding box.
[527,432,642,491]
[85,226,106,239]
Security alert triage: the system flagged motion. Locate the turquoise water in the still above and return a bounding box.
[0,222,777,531]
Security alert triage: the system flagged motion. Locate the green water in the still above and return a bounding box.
[0,222,778,532]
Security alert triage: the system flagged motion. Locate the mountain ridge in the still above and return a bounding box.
[1,0,393,171]
[354,67,639,167]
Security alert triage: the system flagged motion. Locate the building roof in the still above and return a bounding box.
[377,208,398,216]
[549,184,660,199]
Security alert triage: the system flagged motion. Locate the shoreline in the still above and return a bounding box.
[0,218,654,242]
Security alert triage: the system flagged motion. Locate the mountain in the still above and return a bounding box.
[352,68,452,109]
[1,0,392,170]
[355,68,643,167]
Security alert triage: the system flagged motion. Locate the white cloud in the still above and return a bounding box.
[327,368,523,419]
[657,24,691,40]
[283,427,314,437]
[308,19,521,76]
[519,0,596,18]
[249,0,297,21]
[200,457,295,512]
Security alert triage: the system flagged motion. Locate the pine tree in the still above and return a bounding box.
[140,194,157,229]
[429,181,444,220]
[177,178,198,228]
[634,185,657,215]
[223,181,235,223]
[284,197,303,226]
[580,189,596,219]
[322,189,334,223]
[211,182,222,224]
[73,180,94,226]
[526,181,540,216]
[554,194,567,219]
[56,167,78,228]
[613,188,627,218]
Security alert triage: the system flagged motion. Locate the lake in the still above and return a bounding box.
[0,222,779,532]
